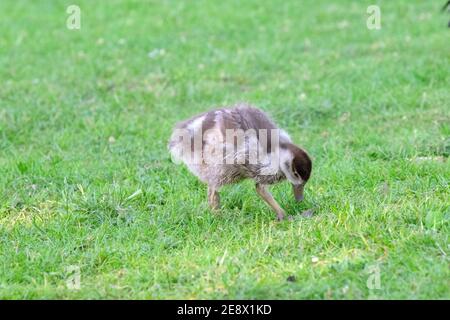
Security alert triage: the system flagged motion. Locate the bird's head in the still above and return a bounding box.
[280,143,312,202]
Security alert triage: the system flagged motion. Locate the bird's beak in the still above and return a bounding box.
[293,183,304,202]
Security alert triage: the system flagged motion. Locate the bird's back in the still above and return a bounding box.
[169,104,289,186]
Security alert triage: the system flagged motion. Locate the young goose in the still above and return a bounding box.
[168,104,312,221]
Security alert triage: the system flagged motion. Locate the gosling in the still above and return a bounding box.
[168,103,312,221]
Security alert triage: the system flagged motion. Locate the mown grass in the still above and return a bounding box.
[0,0,449,299]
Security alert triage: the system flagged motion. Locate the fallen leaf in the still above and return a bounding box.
[286,275,296,282]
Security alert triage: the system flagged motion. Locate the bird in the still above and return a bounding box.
[168,103,312,221]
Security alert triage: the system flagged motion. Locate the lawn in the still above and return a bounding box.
[0,0,449,299]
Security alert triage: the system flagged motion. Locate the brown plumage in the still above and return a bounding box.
[168,103,312,220]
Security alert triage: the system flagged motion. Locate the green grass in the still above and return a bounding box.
[0,0,449,299]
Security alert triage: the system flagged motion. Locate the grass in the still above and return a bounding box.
[0,0,449,299]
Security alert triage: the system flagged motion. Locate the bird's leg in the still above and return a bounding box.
[207,185,220,210]
[256,183,286,221]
